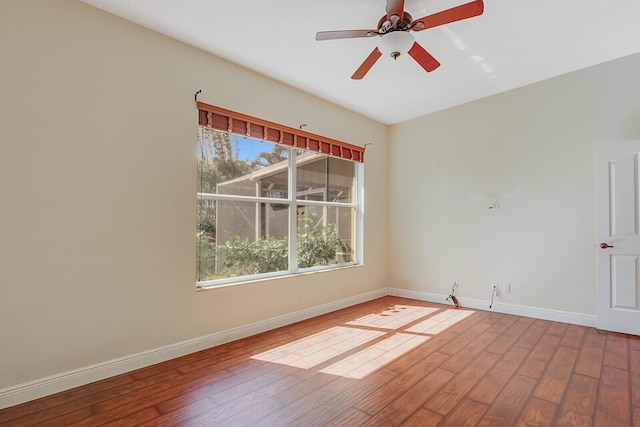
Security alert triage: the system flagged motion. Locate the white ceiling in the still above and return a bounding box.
[81,0,640,125]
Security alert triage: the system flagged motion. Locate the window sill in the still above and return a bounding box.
[196,262,363,291]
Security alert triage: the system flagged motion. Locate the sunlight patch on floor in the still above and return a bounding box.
[251,326,385,369]
[346,305,439,329]
[250,304,476,379]
[320,333,429,379]
[406,309,475,334]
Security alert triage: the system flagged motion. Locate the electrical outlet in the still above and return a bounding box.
[502,283,511,294]
[297,291,303,301]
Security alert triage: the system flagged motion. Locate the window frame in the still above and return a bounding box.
[196,105,365,289]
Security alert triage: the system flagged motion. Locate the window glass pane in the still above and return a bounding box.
[297,206,355,268]
[328,206,355,263]
[295,150,355,203]
[198,128,289,198]
[256,169,288,200]
[328,157,355,204]
[197,198,217,282]
[214,200,290,279]
[296,153,327,200]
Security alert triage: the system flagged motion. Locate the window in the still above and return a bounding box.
[196,103,364,287]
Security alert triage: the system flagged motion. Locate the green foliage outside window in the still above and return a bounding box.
[219,218,342,277]
[221,235,288,276]
[296,218,340,268]
[196,231,217,281]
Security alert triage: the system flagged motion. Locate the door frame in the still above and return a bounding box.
[595,139,640,335]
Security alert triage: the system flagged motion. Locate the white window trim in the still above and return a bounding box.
[197,143,364,289]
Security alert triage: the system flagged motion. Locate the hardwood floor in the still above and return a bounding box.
[2,296,639,426]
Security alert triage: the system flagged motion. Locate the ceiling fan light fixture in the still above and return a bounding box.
[316,0,484,78]
[378,31,414,59]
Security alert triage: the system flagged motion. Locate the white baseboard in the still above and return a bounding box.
[387,288,597,327]
[0,288,387,410]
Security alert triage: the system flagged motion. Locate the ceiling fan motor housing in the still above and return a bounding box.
[377,12,414,33]
[379,31,414,59]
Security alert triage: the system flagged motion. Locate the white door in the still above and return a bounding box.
[596,139,640,335]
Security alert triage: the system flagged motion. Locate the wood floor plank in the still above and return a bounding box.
[287,368,397,427]
[632,349,640,408]
[423,352,501,416]
[438,399,489,427]
[401,408,444,426]
[209,364,301,405]
[487,313,518,334]
[182,397,282,427]
[574,333,606,378]
[383,330,457,373]
[362,367,453,426]
[554,373,598,427]
[206,360,293,398]
[272,371,342,407]
[546,321,569,337]
[21,406,95,427]
[484,311,507,326]
[174,384,286,427]
[1,296,639,427]
[445,310,492,335]
[440,329,500,373]
[72,369,232,426]
[355,351,449,416]
[603,332,630,370]
[485,319,530,355]
[438,316,492,355]
[516,397,557,427]
[514,319,551,350]
[251,376,357,427]
[141,396,217,426]
[0,369,178,427]
[532,346,578,403]
[477,374,537,426]
[594,366,632,426]
[0,374,134,425]
[101,406,160,427]
[518,334,562,379]
[203,372,303,422]
[156,388,220,416]
[467,346,529,405]
[323,407,371,427]
[559,324,588,349]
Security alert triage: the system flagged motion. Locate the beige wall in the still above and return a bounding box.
[389,52,640,315]
[0,0,389,389]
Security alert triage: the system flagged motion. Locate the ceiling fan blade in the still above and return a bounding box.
[386,0,405,23]
[408,42,441,72]
[412,0,484,32]
[351,48,382,80]
[316,30,379,41]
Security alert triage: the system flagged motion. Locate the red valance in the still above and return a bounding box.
[197,102,364,162]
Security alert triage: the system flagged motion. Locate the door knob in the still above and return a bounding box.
[600,243,614,249]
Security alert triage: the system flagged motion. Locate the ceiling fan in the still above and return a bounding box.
[315,0,484,79]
